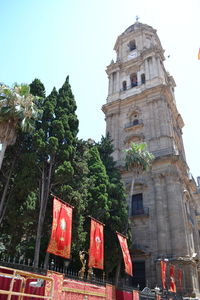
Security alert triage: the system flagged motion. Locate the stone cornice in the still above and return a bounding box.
[106,45,165,75]
[114,22,157,51]
[124,133,144,143]
[156,256,199,265]
[106,61,121,74]
[172,256,199,265]
[102,84,167,114]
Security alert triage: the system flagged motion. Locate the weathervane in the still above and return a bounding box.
[136,15,139,22]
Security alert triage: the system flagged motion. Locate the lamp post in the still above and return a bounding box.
[155,286,161,300]
[50,259,55,270]
[64,259,70,274]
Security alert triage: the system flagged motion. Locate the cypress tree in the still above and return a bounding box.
[86,146,110,221]
[97,135,129,275]
[30,78,46,98]
[33,76,80,268]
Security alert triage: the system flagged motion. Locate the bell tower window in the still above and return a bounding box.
[129,40,136,51]
[122,81,127,91]
[132,112,139,125]
[125,110,141,129]
[133,119,139,125]
[130,73,138,87]
[141,73,146,84]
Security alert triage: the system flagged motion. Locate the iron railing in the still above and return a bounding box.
[0,255,109,287]
[0,255,184,300]
[125,119,143,129]
[120,80,146,92]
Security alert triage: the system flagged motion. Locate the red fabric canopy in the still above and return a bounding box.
[0,268,44,300]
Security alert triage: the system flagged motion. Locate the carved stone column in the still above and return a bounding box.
[165,173,189,256]
[145,59,150,81]
[152,56,157,78]
[108,75,112,95]
[153,174,171,255]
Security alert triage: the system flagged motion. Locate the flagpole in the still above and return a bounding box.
[88,215,105,226]
[116,231,127,239]
[50,193,74,209]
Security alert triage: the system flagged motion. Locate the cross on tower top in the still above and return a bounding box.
[136,15,139,22]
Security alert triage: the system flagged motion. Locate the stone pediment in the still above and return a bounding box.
[124,133,144,144]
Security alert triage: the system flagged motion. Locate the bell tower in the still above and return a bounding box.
[102,21,200,295]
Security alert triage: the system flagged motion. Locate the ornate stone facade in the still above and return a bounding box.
[102,21,200,296]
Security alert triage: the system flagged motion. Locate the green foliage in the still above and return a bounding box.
[0,78,132,279]
[97,135,129,274]
[0,84,39,132]
[124,142,154,174]
[86,146,110,220]
[0,136,39,257]
[30,78,46,98]
[30,77,80,267]
[0,76,81,266]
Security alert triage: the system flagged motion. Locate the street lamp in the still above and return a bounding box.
[64,259,70,268]
[50,259,55,270]
[155,286,160,293]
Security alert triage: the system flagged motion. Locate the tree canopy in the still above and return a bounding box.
[0,78,130,278]
[0,84,39,169]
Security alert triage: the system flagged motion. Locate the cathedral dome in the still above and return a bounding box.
[123,22,155,35]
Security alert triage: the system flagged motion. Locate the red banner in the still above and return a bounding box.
[88,218,104,270]
[47,197,73,259]
[160,260,167,289]
[117,232,133,276]
[169,265,176,293]
[178,269,183,291]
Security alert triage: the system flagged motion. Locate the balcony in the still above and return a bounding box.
[125,119,143,129]
[120,79,145,92]
[131,207,149,217]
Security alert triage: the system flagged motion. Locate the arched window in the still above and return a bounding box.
[132,112,139,125]
[129,40,136,51]
[130,73,138,87]
[141,73,145,84]
[147,56,152,63]
[133,119,139,125]
[122,81,127,91]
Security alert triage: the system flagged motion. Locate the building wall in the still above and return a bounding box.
[102,22,200,296]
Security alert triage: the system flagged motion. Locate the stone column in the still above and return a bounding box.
[156,58,160,77]
[109,73,113,94]
[158,99,166,137]
[165,173,189,256]
[116,71,120,93]
[183,263,199,296]
[153,175,171,255]
[145,59,149,81]
[153,100,161,139]
[108,75,112,95]
[161,99,171,137]
[152,56,157,78]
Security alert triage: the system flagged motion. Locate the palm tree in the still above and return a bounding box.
[0,84,38,169]
[115,142,154,286]
[124,142,154,217]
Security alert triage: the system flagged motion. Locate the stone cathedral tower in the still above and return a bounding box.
[102,21,200,296]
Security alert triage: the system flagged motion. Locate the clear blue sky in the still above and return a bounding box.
[1,0,200,179]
